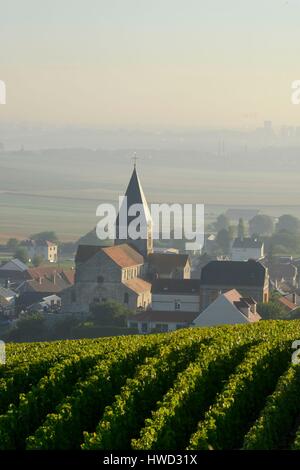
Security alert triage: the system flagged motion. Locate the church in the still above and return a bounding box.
[63,165,191,315]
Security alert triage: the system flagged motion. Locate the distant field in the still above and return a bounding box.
[2,189,300,244]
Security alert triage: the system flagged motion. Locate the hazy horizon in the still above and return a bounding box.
[1,0,300,129]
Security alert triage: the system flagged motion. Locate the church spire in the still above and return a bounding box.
[115,164,153,257]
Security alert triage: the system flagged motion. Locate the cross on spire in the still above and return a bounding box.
[132,153,139,169]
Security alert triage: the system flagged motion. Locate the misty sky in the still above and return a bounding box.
[1,0,300,129]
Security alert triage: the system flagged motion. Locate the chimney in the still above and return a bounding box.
[292,292,297,305]
[39,276,42,285]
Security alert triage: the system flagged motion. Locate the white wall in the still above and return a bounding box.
[231,246,264,262]
[152,293,200,312]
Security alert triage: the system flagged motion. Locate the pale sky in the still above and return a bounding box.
[1,0,300,129]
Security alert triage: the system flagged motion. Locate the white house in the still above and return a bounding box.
[151,279,200,312]
[231,237,264,262]
[22,240,58,263]
[127,310,197,333]
[193,289,261,327]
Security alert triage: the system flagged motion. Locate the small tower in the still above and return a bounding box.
[115,162,153,257]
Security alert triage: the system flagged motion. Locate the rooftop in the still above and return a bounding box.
[151,279,200,294]
[200,260,267,287]
[232,237,263,249]
[148,253,190,275]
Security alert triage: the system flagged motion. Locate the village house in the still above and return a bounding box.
[22,239,58,263]
[127,310,197,334]
[231,236,264,262]
[147,253,191,280]
[193,289,261,327]
[151,279,200,312]
[200,259,269,311]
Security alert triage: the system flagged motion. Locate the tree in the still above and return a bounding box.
[228,225,237,241]
[14,247,29,264]
[32,254,44,267]
[89,300,131,327]
[237,218,245,239]
[6,312,47,342]
[277,215,300,234]
[270,231,300,254]
[249,214,274,236]
[215,214,229,232]
[6,238,19,251]
[216,228,231,254]
[257,301,287,320]
[30,231,58,242]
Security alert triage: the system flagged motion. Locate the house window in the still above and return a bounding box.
[141,322,148,333]
[174,300,181,310]
[129,322,138,329]
[155,323,168,332]
[71,291,76,303]
[124,293,129,304]
[97,275,104,284]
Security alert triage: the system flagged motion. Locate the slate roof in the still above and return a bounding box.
[151,279,200,295]
[148,253,190,275]
[75,245,104,263]
[200,260,266,287]
[232,237,263,249]
[116,168,152,233]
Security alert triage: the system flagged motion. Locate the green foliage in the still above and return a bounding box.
[6,313,47,342]
[216,228,231,254]
[237,218,246,239]
[257,301,287,320]
[277,215,300,234]
[14,247,29,264]
[1,321,300,450]
[32,254,44,267]
[249,214,274,236]
[30,231,58,242]
[214,213,229,232]
[89,300,131,327]
[6,238,19,251]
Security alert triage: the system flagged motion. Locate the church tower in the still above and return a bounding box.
[115,164,153,257]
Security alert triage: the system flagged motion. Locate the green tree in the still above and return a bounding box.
[216,228,231,255]
[257,301,287,320]
[215,214,229,232]
[277,215,300,234]
[237,218,246,239]
[30,231,58,242]
[249,214,274,236]
[14,247,29,264]
[32,254,44,267]
[6,238,19,251]
[89,300,131,327]
[6,312,47,342]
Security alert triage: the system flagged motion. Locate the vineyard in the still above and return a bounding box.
[1,320,300,450]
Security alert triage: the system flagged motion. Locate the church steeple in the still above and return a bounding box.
[115,164,153,257]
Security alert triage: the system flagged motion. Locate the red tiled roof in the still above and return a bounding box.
[278,296,297,311]
[103,244,144,268]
